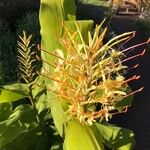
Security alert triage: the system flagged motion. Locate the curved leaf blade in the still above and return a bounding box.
[0,83,28,103]
[95,122,135,150]
[0,104,37,148]
[0,103,12,122]
[48,92,67,137]
[64,20,94,44]
[114,87,134,109]
[65,119,104,150]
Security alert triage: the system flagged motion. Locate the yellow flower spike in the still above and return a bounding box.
[42,22,145,125]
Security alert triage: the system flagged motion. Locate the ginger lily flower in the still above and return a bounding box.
[37,23,149,125]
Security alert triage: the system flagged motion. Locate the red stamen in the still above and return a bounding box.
[124,75,141,83]
[36,56,80,85]
[119,32,135,49]
[36,55,56,68]
[122,87,144,100]
[121,49,146,64]
[37,45,66,61]
[36,71,63,83]
[127,64,139,71]
[37,71,79,96]
[36,83,71,102]
[122,40,149,53]
[37,45,80,70]
[132,64,139,69]
[111,106,128,115]
[37,44,41,50]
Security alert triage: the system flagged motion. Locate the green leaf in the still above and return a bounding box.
[3,83,28,94]
[0,104,38,148]
[34,81,49,114]
[95,122,135,150]
[40,0,93,67]
[114,86,134,110]
[0,103,12,122]
[40,0,77,50]
[64,20,94,44]
[0,103,50,150]
[0,83,28,103]
[63,0,76,20]
[39,0,67,79]
[64,119,104,150]
[48,91,67,137]
[34,78,66,137]
[34,82,53,129]
[2,126,49,150]
[40,0,65,60]
[0,88,27,103]
[115,95,134,109]
[9,126,49,150]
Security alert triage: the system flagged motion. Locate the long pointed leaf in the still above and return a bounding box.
[0,83,28,103]
[95,122,135,150]
[65,119,104,150]
[0,105,37,148]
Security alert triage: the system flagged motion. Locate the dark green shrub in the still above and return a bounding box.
[136,19,150,39]
[76,0,110,25]
[0,12,40,84]
[16,12,40,44]
[0,19,17,83]
[0,0,40,30]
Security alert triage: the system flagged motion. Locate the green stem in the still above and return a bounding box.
[28,85,41,124]
[28,84,49,137]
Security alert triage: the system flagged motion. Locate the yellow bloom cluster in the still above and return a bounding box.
[50,23,135,125]
[38,22,147,125]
